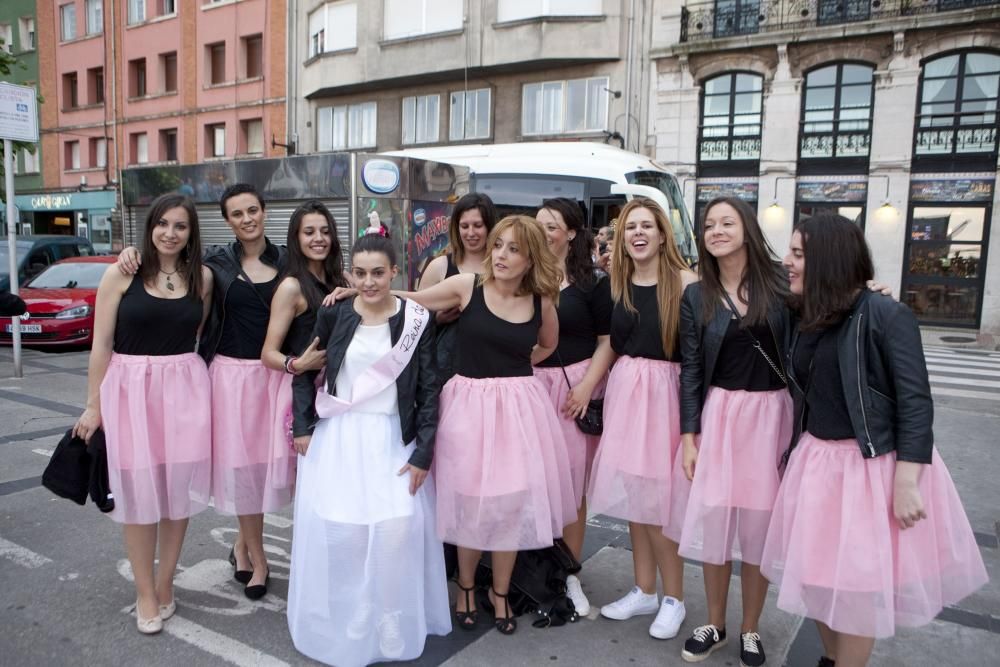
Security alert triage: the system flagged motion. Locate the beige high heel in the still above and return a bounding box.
[135,600,163,635]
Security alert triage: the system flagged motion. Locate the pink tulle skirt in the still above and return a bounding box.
[679,387,792,565]
[100,352,212,524]
[434,374,577,551]
[587,356,689,539]
[533,360,607,509]
[210,356,295,515]
[761,433,989,638]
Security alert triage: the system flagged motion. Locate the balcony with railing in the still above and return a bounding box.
[679,0,1000,43]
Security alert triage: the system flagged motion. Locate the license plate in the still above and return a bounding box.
[5,324,42,333]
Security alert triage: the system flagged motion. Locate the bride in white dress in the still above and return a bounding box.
[288,231,451,666]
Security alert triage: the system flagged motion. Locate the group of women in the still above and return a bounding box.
[73,180,987,667]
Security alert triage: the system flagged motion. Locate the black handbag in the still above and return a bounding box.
[555,351,604,436]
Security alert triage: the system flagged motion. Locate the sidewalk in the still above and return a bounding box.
[0,346,997,666]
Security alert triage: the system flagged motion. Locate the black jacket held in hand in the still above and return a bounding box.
[292,298,440,470]
[787,291,934,464]
[679,282,790,435]
[200,238,287,364]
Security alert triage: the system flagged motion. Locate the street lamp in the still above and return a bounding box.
[869,174,899,224]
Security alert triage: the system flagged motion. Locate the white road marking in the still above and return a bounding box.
[0,536,53,569]
[924,356,1000,371]
[32,448,54,457]
[931,376,1000,389]
[930,386,1000,402]
[121,606,291,667]
[263,514,294,529]
[927,364,1000,378]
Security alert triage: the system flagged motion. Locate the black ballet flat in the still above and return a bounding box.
[229,547,252,585]
[486,587,517,635]
[244,568,269,600]
[454,582,479,630]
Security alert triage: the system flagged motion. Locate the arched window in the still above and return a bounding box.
[798,62,874,174]
[698,71,763,176]
[914,51,1000,171]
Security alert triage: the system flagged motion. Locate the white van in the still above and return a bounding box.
[385,142,698,264]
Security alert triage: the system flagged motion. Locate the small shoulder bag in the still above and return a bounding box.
[721,292,787,385]
[554,350,604,436]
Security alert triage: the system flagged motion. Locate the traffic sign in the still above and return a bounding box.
[0,82,39,143]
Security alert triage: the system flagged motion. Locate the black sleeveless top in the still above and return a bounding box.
[114,276,202,356]
[445,254,460,278]
[536,276,613,368]
[794,324,855,441]
[711,318,786,391]
[610,283,681,362]
[454,283,541,378]
[434,253,468,383]
[216,275,279,359]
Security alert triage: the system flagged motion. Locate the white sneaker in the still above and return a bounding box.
[649,596,686,639]
[565,574,591,616]
[600,586,659,620]
[345,602,374,640]
[377,612,405,659]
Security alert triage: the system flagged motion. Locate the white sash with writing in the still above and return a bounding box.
[315,299,428,418]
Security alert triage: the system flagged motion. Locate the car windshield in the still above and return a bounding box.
[0,245,31,277]
[27,262,108,289]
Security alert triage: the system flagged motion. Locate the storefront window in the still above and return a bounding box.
[903,206,989,327]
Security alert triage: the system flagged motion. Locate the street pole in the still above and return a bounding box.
[4,138,23,378]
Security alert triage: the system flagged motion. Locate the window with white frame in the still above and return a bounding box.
[93,138,107,168]
[132,132,148,164]
[402,95,440,145]
[383,0,462,41]
[22,148,40,173]
[207,123,226,157]
[66,141,81,170]
[0,24,12,54]
[522,76,609,135]
[317,102,377,150]
[308,1,357,58]
[60,4,77,41]
[450,88,491,140]
[242,118,264,154]
[19,17,35,50]
[498,0,602,22]
[161,0,177,15]
[128,0,146,25]
[85,0,102,35]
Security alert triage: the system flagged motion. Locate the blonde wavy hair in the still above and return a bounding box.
[610,198,690,357]
[480,215,561,304]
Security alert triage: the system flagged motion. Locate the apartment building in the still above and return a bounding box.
[289,1,654,156]
[32,0,286,250]
[652,0,1000,341]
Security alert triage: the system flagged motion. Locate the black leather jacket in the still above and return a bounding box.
[679,282,789,434]
[292,298,439,470]
[200,238,286,364]
[786,291,933,464]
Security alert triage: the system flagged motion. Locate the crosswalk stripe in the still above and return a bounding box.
[926,364,1000,378]
[924,346,1000,402]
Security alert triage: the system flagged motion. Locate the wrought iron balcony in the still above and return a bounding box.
[680,0,1000,42]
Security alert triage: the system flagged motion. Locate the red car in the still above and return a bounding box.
[1,256,116,347]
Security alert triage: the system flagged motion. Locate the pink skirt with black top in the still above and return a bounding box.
[760,433,988,638]
[210,356,295,515]
[100,352,212,524]
[533,359,607,509]
[678,387,792,565]
[587,355,689,538]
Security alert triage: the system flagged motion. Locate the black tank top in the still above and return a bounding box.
[711,318,786,391]
[445,254,460,278]
[216,275,279,359]
[435,253,470,383]
[281,276,330,356]
[454,283,541,378]
[113,276,202,356]
[610,283,681,362]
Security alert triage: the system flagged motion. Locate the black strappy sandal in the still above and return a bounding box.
[454,582,479,630]
[490,588,517,635]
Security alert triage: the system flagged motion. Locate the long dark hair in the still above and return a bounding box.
[283,200,347,311]
[539,197,596,290]
[794,214,874,331]
[448,193,497,265]
[140,193,203,301]
[698,197,787,326]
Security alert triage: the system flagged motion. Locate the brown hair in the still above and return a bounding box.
[140,193,204,301]
[447,193,498,266]
[480,215,561,304]
[697,197,788,326]
[609,198,690,357]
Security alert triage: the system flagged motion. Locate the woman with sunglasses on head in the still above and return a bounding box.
[588,198,697,642]
[533,198,615,616]
[74,193,213,634]
[760,215,987,667]
[675,197,792,666]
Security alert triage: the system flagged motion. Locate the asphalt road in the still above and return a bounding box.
[1,346,997,666]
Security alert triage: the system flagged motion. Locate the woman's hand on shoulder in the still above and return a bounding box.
[115,247,141,276]
[322,286,357,307]
[865,279,893,298]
